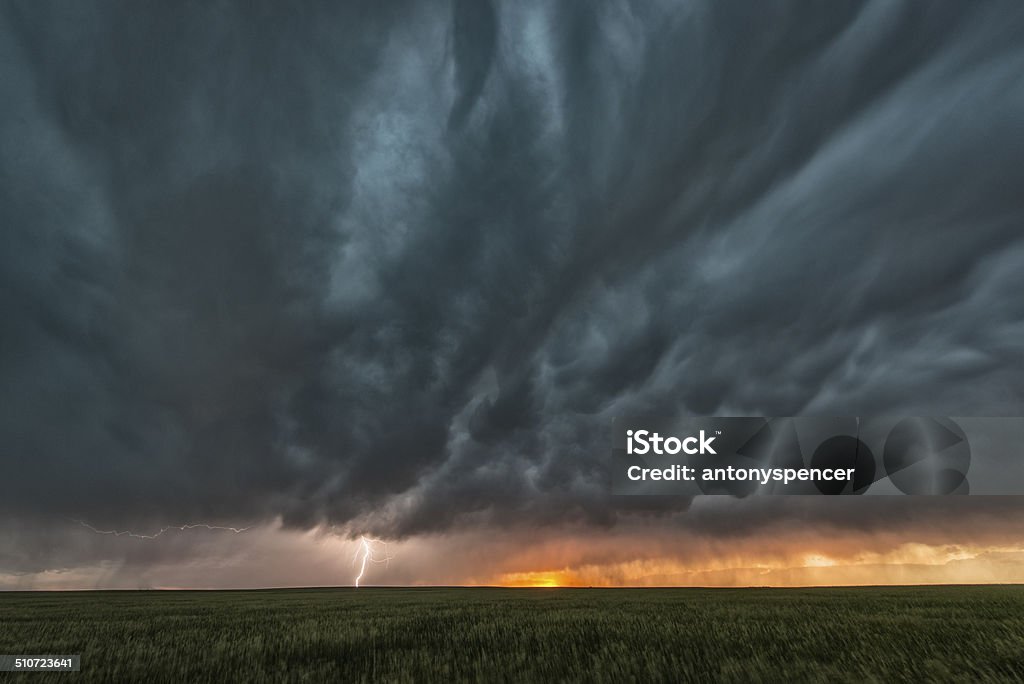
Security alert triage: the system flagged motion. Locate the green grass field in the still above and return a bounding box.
[4,586,1024,682]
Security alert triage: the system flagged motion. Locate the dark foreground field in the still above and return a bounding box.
[4,586,1024,682]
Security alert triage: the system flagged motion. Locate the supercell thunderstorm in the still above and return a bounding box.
[1,1,1024,582]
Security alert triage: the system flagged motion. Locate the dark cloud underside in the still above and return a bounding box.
[1,1,1023,545]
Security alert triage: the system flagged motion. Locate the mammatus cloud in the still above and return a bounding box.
[2,0,1024,581]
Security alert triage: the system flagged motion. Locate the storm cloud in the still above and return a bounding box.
[2,0,1024,555]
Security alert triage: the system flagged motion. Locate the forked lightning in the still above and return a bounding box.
[353,536,392,588]
[74,519,252,539]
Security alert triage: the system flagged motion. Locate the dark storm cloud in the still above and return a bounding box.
[2,0,1024,544]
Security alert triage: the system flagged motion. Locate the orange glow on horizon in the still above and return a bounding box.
[487,543,1024,588]
[10,520,1024,591]
[499,572,574,588]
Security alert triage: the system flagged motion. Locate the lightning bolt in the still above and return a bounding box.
[73,519,252,539]
[352,535,392,588]
[76,520,392,587]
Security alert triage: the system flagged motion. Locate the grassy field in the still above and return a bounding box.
[3,586,1024,682]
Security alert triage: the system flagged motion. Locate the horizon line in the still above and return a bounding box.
[5,581,1024,593]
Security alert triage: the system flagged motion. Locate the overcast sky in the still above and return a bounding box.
[2,0,1024,588]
